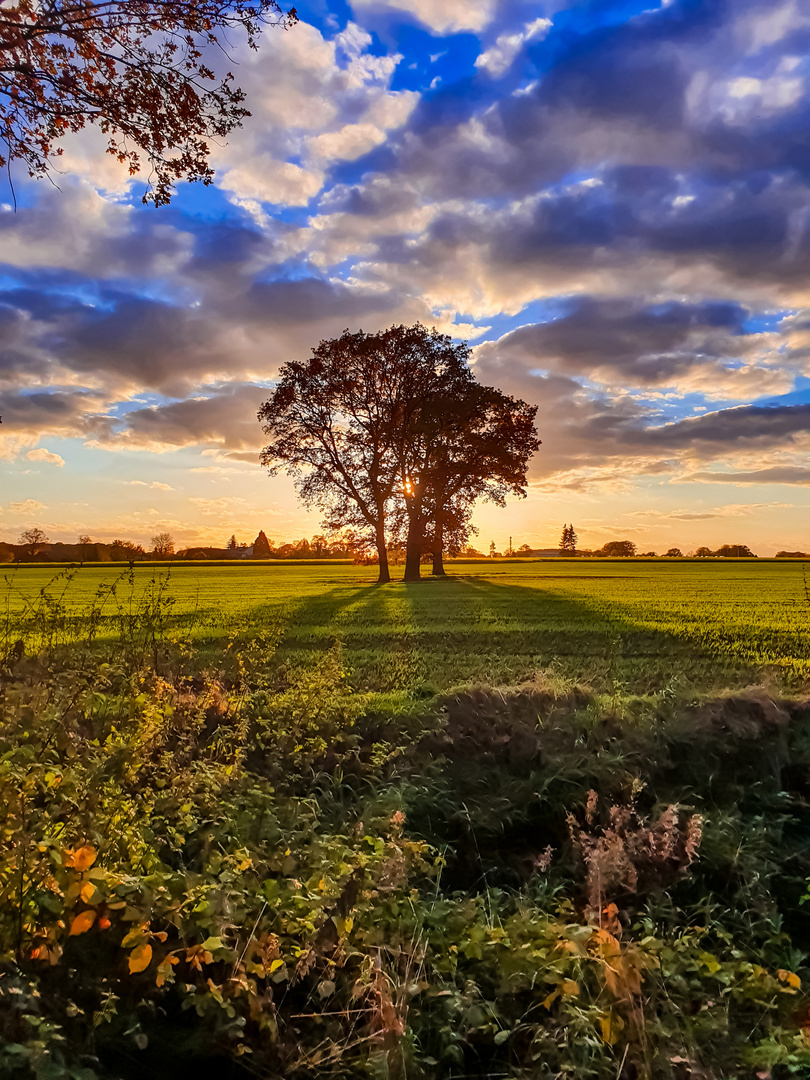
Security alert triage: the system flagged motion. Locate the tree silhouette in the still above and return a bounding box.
[19,526,48,556]
[151,532,174,558]
[227,534,238,551]
[111,539,144,561]
[714,544,756,558]
[600,540,636,557]
[253,530,272,558]
[0,0,297,205]
[258,324,540,583]
[559,523,578,556]
[410,381,539,578]
[259,326,422,584]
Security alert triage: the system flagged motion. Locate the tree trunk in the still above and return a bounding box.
[376,523,390,584]
[403,514,424,582]
[431,514,446,576]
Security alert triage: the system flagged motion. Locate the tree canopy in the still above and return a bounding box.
[0,0,297,204]
[258,324,540,583]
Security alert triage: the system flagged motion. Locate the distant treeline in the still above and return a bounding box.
[3,533,801,564]
[0,532,371,564]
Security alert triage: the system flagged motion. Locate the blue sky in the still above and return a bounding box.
[2,0,810,554]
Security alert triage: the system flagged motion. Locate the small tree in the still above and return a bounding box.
[110,539,145,561]
[664,547,683,558]
[253,530,272,558]
[714,544,756,558]
[310,534,329,557]
[694,546,713,557]
[559,523,578,556]
[19,527,48,556]
[151,532,175,558]
[600,540,636,558]
[227,534,238,551]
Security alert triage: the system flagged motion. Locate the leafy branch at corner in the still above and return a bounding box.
[0,0,297,205]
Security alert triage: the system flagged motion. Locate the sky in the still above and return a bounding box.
[2,0,810,555]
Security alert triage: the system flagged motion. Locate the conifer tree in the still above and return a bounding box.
[559,524,578,555]
[253,531,272,558]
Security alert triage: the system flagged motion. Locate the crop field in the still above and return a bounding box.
[4,558,809,696]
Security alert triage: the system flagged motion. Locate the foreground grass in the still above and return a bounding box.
[2,593,810,1080]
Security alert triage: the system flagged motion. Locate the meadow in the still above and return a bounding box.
[4,558,809,697]
[4,559,810,1080]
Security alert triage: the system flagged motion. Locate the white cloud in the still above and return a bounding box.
[475,18,552,78]
[7,499,47,514]
[219,159,325,206]
[26,448,65,466]
[126,480,175,490]
[208,19,418,207]
[350,0,497,34]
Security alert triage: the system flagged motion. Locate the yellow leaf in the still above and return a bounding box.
[71,846,97,872]
[561,979,580,997]
[541,988,560,1010]
[70,911,96,936]
[80,882,98,905]
[268,958,284,974]
[599,1014,619,1045]
[778,969,801,989]
[128,942,153,974]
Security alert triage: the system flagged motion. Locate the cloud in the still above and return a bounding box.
[475,18,552,78]
[349,0,497,34]
[683,466,810,485]
[7,499,47,514]
[126,480,175,490]
[203,20,420,209]
[26,448,64,466]
[473,297,795,397]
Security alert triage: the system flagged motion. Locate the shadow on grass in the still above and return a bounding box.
[273,574,763,697]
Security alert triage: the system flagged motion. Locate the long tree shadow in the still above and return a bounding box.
[304,574,768,697]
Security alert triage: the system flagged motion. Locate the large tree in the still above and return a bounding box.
[0,0,296,205]
[258,325,470,584]
[258,324,540,583]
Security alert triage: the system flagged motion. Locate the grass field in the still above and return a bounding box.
[4,558,809,697]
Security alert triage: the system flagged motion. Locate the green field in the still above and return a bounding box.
[4,558,809,696]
